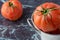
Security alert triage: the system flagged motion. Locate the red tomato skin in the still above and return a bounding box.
[33,2,60,32]
[1,0,23,21]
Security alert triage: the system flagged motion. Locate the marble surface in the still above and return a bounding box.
[0,0,60,40]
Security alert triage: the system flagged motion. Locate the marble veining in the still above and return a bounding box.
[0,0,60,40]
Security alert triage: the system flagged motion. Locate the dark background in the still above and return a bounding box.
[0,0,60,40]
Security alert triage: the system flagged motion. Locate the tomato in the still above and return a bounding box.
[10,0,18,1]
[33,2,60,32]
[1,0,23,21]
[51,8,60,30]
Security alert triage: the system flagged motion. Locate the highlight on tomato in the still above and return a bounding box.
[1,0,23,21]
[33,2,60,32]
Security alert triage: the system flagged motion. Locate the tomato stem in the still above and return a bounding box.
[41,7,57,15]
[42,9,49,15]
[37,7,57,15]
[9,2,13,6]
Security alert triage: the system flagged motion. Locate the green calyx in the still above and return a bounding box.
[9,2,13,7]
[37,7,57,15]
[41,8,49,15]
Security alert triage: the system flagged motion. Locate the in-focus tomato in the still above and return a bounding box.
[33,2,60,32]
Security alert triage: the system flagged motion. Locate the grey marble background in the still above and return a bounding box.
[0,0,60,40]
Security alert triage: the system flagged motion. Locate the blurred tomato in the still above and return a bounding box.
[1,0,23,21]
